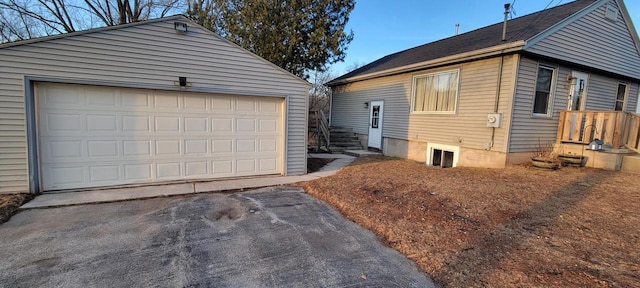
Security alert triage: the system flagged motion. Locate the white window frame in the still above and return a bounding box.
[410,69,460,114]
[426,143,459,168]
[614,81,629,111]
[532,65,557,118]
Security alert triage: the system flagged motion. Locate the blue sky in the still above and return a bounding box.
[331,0,640,75]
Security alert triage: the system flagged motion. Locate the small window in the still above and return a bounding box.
[371,105,380,128]
[605,4,618,22]
[615,82,628,111]
[426,143,459,168]
[432,149,455,168]
[411,70,460,113]
[533,65,556,117]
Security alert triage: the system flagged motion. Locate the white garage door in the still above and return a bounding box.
[36,83,283,191]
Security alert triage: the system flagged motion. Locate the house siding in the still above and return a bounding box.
[526,0,640,80]
[0,18,309,194]
[332,55,517,154]
[509,56,639,153]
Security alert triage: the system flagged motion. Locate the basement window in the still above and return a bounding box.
[427,143,459,168]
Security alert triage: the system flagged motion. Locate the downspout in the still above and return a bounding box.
[491,54,505,150]
[328,87,333,127]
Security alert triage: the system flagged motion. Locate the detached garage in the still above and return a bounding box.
[0,16,310,194]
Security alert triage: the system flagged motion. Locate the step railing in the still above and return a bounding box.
[309,110,330,151]
[557,110,640,152]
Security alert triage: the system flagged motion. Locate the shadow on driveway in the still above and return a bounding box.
[0,186,434,287]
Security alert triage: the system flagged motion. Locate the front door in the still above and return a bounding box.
[368,101,384,149]
[568,71,589,111]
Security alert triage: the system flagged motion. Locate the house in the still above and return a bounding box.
[328,0,640,169]
[0,15,310,194]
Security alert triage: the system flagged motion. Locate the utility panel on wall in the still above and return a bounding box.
[487,113,502,128]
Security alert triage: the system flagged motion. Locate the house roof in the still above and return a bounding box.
[329,0,598,86]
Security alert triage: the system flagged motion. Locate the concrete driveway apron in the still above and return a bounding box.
[0,186,435,287]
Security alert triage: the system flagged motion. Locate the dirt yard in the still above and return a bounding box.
[297,156,640,287]
[0,194,33,224]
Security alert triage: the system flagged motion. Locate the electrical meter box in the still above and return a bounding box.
[487,113,502,128]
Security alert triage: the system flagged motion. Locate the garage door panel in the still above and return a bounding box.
[42,86,82,106]
[184,140,208,155]
[45,113,82,132]
[124,164,152,181]
[236,119,255,132]
[212,97,233,110]
[85,88,117,106]
[212,160,233,175]
[184,117,208,132]
[185,162,208,176]
[154,116,180,132]
[88,140,119,157]
[122,90,151,107]
[212,140,233,153]
[37,83,283,191]
[87,115,118,131]
[123,115,151,132]
[212,118,233,132]
[156,163,181,179]
[123,140,152,156]
[89,166,120,182]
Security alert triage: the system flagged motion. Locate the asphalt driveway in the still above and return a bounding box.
[0,186,435,287]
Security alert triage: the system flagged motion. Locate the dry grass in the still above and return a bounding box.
[297,156,640,287]
[0,194,33,224]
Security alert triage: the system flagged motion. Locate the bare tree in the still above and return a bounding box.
[345,60,366,73]
[0,0,184,43]
[309,69,336,114]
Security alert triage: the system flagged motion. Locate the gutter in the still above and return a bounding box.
[328,40,526,86]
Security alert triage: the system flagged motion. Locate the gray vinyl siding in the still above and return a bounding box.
[587,74,639,112]
[0,17,309,194]
[526,0,640,80]
[509,57,570,152]
[509,56,639,152]
[331,55,517,152]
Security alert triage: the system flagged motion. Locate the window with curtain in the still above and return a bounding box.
[533,65,556,116]
[412,70,459,113]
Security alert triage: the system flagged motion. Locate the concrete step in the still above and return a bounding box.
[621,155,640,173]
[330,141,363,147]
[343,150,383,157]
[329,128,353,133]
[328,146,364,153]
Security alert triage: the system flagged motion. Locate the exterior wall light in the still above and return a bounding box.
[364,101,369,109]
[174,77,191,89]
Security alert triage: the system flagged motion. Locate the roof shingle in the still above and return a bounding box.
[331,0,596,84]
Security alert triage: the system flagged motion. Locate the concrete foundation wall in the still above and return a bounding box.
[383,138,428,162]
[506,152,535,164]
[457,147,507,168]
[355,133,369,150]
[381,137,507,168]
